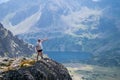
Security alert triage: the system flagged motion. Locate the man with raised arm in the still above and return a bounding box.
[35,38,48,61]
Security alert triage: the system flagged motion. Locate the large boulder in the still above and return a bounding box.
[1,58,72,80]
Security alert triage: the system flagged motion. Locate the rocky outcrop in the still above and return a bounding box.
[0,23,34,57]
[1,58,72,80]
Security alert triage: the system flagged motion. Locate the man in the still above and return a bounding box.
[35,38,48,61]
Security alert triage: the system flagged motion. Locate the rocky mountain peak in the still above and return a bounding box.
[0,58,72,80]
[0,23,34,57]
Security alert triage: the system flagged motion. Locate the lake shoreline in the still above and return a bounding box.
[63,63,120,80]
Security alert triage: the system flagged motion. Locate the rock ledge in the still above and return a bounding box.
[1,58,72,80]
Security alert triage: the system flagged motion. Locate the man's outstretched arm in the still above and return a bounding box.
[41,38,48,42]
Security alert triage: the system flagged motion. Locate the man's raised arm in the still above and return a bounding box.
[41,38,48,42]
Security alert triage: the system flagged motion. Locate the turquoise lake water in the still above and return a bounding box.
[44,51,92,63]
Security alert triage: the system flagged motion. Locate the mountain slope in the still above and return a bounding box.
[0,23,34,57]
[0,0,120,66]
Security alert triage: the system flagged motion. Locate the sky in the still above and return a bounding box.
[0,0,10,4]
[0,0,101,4]
[92,0,101,2]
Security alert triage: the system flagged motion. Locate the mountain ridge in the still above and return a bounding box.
[0,23,34,57]
[0,0,120,67]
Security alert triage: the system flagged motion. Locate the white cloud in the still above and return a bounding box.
[0,0,10,4]
[92,0,101,2]
[61,7,102,39]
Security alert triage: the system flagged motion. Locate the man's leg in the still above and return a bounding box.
[37,52,39,61]
[40,52,43,59]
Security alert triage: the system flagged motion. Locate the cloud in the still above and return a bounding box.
[0,0,10,4]
[61,7,102,39]
[92,0,101,2]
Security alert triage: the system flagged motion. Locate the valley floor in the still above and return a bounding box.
[64,63,120,80]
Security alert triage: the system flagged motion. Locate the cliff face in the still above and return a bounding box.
[0,23,34,57]
[1,58,72,80]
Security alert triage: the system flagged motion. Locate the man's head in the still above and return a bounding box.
[38,39,41,42]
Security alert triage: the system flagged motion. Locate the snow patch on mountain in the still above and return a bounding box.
[2,7,42,35]
[61,7,102,39]
[12,9,42,35]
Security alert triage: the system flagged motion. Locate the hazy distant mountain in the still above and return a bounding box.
[0,0,120,66]
[0,23,34,57]
[0,0,120,53]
